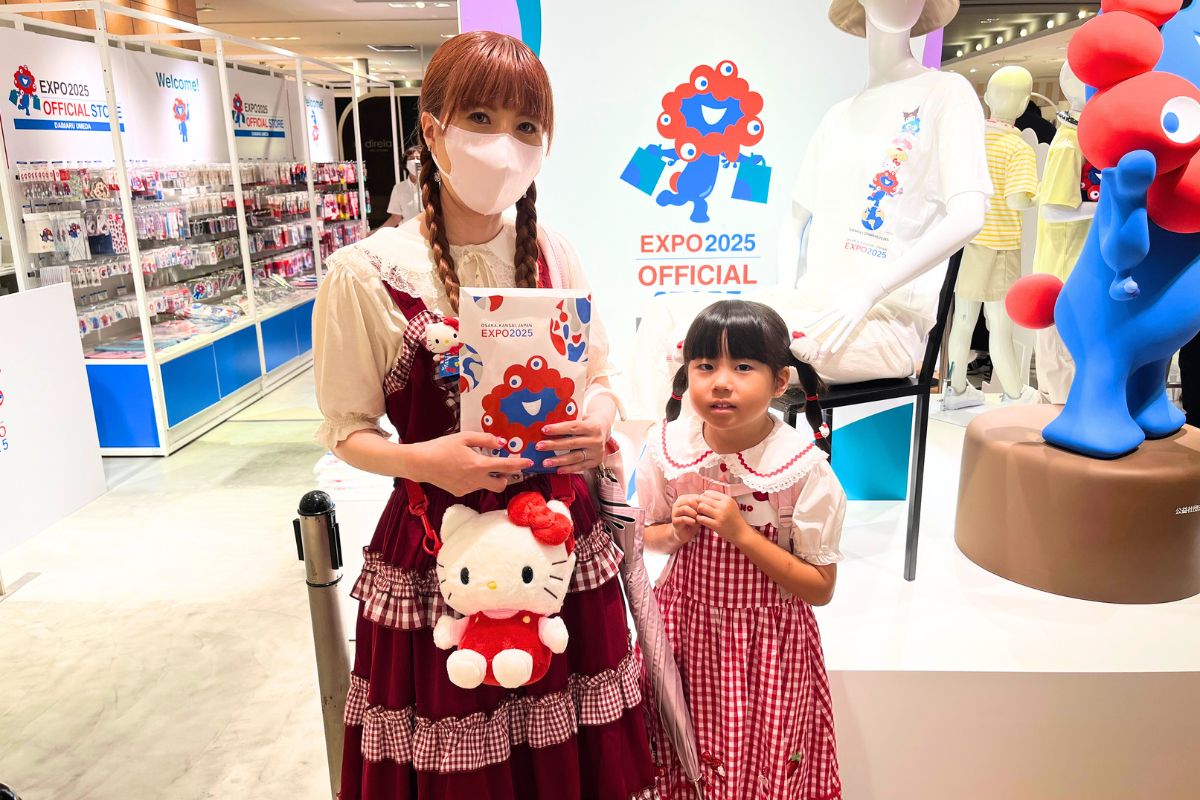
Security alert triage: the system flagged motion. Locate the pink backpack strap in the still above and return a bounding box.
[536,224,566,290]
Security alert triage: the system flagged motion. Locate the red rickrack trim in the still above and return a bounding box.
[735,442,817,478]
[659,420,712,471]
[404,479,440,556]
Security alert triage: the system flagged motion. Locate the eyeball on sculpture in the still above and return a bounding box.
[679,142,700,162]
[1161,96,1200,144]
[718,61,737,78]
[659,113,671,128]
[694,75,709,91]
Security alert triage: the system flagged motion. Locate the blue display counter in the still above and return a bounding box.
[86,298,315,453]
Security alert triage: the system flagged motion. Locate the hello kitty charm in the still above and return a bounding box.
[432,492,577,689]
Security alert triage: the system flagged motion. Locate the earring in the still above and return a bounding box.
[434,172,441,184]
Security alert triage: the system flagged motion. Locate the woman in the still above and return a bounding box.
[383,145,422,228]
[313,31,656,800]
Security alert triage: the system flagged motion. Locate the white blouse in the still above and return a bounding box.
[312,218,616,451]
[636,415,846,566]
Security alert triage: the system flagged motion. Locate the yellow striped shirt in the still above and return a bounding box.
[972,124,1038,250]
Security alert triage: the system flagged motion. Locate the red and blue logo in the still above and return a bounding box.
[620,60,771,224]
[173,97,190,143]
[9,65,40,116]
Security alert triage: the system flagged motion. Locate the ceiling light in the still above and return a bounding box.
[1020,28,1028,37]
[979,17,998,24]
[975,42,983,51]
[436,2,452,5]
[1047,19,1056,29]
[970,68,977,73]
[996,36,1004,44]
[1078,9,1088,19]
[440,33,454,38]
[956,49,963,58]
[254,36,301,42]
[415,1,426,6]
[991,62,1002,67]
[368,44,418,52]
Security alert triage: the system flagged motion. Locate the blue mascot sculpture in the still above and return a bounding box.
[1008,0,1200,458]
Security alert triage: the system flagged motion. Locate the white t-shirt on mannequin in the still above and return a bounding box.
[791,70,992,330]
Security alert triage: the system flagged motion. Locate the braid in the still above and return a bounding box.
[665,365,689,421]
[419,144,460,313]
[790,356,830,454]
[514,181,539,288]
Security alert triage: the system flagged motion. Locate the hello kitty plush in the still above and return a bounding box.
[424,318,461,380]
[432,492,577,689]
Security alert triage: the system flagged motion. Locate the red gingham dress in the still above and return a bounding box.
[638,417,845,800]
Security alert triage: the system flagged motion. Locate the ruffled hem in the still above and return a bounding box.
[344,649,644,773]
[314,415,388,452]
[352,520,622,630]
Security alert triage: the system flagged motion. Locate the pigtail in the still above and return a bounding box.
[514,182,540,288]
[789,355,830,454]
[419,144,461,313]
[665,364,688,421]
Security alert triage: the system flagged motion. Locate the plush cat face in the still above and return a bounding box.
[437,496,577,618]
[426,321,459,354]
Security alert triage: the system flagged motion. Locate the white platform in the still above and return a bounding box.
[317,413,1200,799]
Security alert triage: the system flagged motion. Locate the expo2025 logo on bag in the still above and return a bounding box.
[9,65,41,117]
[620,60,771,224]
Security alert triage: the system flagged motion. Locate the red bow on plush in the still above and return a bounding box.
[508,492,575,554]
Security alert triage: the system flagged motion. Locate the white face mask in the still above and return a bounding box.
[430,120,544,216]
[406,158,419,178]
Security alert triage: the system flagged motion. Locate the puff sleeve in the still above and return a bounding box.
[635,429,677,526]
[785,460,847,567]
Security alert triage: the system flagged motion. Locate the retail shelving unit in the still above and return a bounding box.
[0,2,400,454]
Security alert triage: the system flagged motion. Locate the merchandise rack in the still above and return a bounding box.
[0,2,401,455]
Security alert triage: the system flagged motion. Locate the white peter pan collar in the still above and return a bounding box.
[649,413,827,493]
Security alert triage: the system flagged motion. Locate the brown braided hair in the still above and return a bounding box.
[418,31,554,311]
[665,300,829,454]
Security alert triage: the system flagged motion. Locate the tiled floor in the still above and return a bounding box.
[0,371,341,800]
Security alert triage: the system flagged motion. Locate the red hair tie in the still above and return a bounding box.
[806,394,819,402]
[508,492,575,554]
[670,393,682,401]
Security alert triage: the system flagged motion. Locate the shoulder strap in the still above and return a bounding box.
[381,278,428,320]
[772,480,806,557]
[536,224,565,289]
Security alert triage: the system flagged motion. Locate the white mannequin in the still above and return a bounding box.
[784,0,987,357]
[1042,62,1096,225]
[946,67,1036,403]
[1033,61,1095,404]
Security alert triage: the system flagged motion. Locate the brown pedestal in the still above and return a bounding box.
[954,405,1200,604]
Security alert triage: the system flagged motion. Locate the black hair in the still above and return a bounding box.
[666,300,828,453]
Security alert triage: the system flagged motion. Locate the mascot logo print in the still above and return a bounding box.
[861,107,922,232]
[231,93,245,125]
[310,109,320,142]
[621,60,770,223]
[173,97,190,143]
[481,356,577,471]
[9,65,40,116]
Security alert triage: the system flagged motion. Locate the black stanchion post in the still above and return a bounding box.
[294,491,350,799]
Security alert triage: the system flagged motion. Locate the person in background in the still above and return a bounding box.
[1181,334,1200,428]
[382,144,422,227]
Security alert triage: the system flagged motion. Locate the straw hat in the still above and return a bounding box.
[828,0,959,38]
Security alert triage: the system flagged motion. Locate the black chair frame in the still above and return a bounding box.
[772,251,962,581]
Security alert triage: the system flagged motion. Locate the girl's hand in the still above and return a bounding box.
[406,432,533,496]
[537,413,608,474]
[671,494,702,545]
[697,491,752,545]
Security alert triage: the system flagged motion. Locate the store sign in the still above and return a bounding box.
[0,28,122,162]
[534,2,868,358]
[0,283,105,555]
[114,49,226,163]
[299,85,338,162]
[228,68,294,159]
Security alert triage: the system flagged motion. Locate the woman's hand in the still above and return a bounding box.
[671,494,702,546]
[405,432,532,496]
[697,491,753,546]
[537,413,609,474]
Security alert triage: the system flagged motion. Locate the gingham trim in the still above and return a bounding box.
[352,522,621,631]
[345,648,643,773]
[569,519,622,593]
[383,308,442,396]
[351,550,450,631]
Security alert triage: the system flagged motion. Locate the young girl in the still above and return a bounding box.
[638,300,847,800]
[313,32,655,799]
